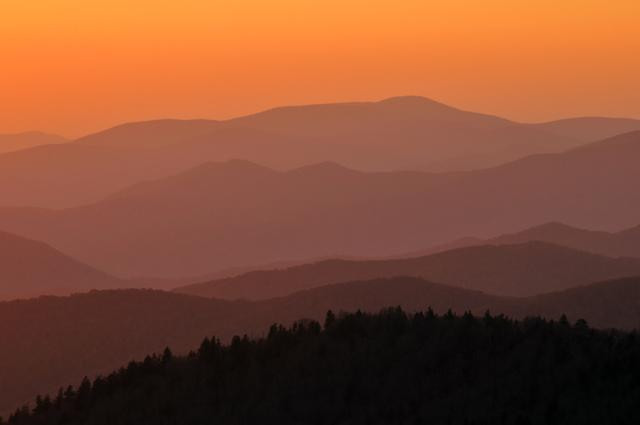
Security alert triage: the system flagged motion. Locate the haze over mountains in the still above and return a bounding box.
[2,96,640,208]
[2,95,640,418]
[3,275,640,415]
[1,130,639,278]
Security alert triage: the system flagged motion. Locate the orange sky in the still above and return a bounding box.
[2,0,640,137]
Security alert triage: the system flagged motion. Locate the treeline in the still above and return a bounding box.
[4,309,640,425]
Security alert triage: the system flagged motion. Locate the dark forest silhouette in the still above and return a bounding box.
[5,309,640,425]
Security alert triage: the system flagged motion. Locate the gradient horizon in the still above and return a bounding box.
[2,0,640,137]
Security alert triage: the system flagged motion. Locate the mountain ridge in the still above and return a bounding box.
[175,241,640,299]
[4,96,640,208]
[2,130,640,277]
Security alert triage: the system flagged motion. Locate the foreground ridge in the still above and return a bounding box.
[6,309,640,425]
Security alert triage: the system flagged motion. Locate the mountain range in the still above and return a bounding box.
[1,130,639,278]
[3,96,640,417]
[2,97,640,208]
[5,225,640,302]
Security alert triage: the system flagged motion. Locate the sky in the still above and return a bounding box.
[1,0,640,137]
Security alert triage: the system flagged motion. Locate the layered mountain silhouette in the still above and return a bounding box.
[175,242,640,299]
[0,231,127,301]
[0,132,67,154]
[2,275,640,415]
[2,97,639,208]
[78,95,588,173]
[1,131,639,278]
[408,222,640,259]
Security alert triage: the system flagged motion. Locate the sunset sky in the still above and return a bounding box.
[2,0,639,137]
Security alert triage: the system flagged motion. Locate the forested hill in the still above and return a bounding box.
[5,310,640,425]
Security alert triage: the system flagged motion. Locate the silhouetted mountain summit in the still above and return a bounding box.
[378,95,516,127]
[236,96,511,131]
[379,94,463,108]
